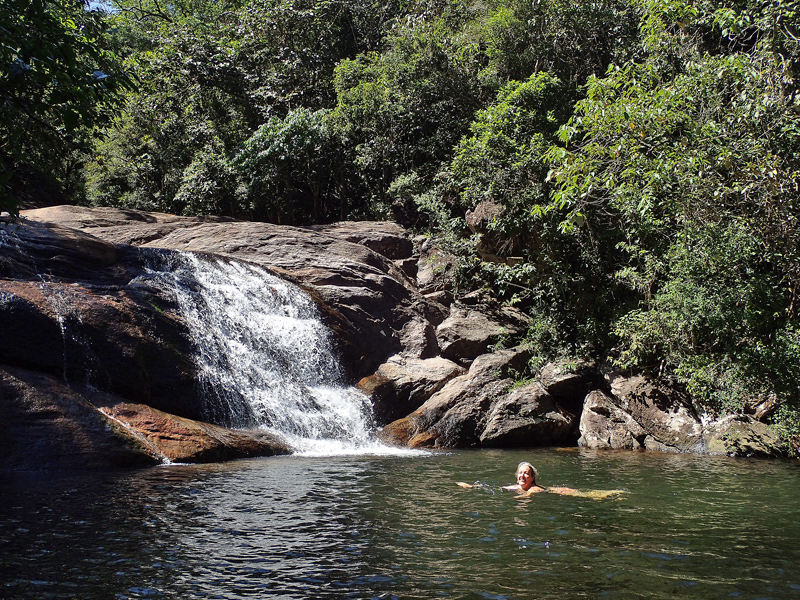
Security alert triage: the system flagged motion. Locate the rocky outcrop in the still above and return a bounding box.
[379,347,583,449]
[0,365,288,471]
[0,221,200,419]
[381,360,786,457]
[22,206,445,376]
[577,374,786,458]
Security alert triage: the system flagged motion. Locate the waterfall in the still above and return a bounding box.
[138,251,395,456]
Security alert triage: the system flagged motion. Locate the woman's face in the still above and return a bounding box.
[517,467,534,490]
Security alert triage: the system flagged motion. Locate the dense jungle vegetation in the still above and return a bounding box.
[2,0,799,451]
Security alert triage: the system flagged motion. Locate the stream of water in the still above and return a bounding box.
[138,251,386,455]
[1,448,798,600]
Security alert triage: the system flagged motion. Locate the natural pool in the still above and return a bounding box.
[1,448,799,599]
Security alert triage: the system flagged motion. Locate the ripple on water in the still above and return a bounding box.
[1,450,800,600]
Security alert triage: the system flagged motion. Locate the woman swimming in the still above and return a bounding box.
[457,461,580,496]
[501,461,547,494]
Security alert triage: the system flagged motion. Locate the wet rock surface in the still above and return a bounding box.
[22,206,443,377]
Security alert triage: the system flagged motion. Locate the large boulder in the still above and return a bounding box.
[607,373,704,453]
[357,355,466,423]
[435,290,530,366]
[578,389,647,450]
[539,360,604,414]
[480,381,577,447]
[702,415,785,458]
[379,347,581,448]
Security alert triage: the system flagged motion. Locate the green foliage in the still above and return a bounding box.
[449,73,572,248]
[88,0,404,218]
[332,15,487,208]
[234,107,346,224]
[0,0,131,212]
[543,0,800,420]
[174,143,240,217]
[331,0,639,216]
[468,0,640,86]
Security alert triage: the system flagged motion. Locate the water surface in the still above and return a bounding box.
[1,448,798,599]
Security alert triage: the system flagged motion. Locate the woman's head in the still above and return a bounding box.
[515,461,538,490]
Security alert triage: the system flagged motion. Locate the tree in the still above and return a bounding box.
[234,108,345,224]
[87,0,405,218]
[0,0,131,213]
[543,0,800,415]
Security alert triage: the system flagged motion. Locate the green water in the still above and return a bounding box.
[1,448,798,599]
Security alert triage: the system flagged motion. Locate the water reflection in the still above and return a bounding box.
[1,449,799,599]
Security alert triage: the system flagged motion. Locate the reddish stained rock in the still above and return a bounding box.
[0,366,162,470]
[0,365,289,471]
[98,403,289,463]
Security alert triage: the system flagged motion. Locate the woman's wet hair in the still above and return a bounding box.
[516,461,538,482]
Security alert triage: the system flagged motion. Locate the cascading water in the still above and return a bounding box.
[138,251,396,456]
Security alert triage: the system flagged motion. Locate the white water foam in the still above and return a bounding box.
[139,251,420,456]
